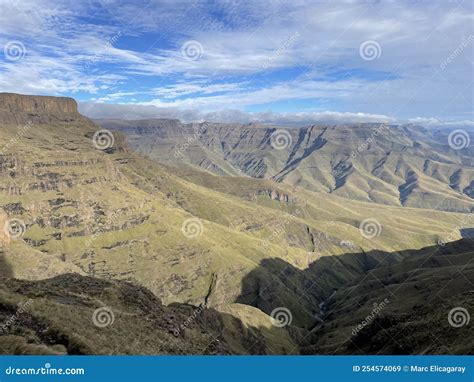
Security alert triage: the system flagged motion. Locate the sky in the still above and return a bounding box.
[0,0,473,126]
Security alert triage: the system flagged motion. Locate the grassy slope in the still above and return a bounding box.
[1,114,471,317]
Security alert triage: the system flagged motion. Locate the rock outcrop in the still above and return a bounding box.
[0,93,83,124]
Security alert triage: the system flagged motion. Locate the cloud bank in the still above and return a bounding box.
[79,101,474,129]
[1,0,473,124]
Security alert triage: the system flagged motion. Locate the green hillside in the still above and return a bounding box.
[0,93,472,355]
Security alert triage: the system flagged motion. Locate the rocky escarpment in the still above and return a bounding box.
[0,93,85,124]
[97,118,474,213]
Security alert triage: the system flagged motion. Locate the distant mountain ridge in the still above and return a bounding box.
[98,118,474,213]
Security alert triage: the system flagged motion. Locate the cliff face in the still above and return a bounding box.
[0,93,83,124]
[97,118,474,213]
[0,93,78,114]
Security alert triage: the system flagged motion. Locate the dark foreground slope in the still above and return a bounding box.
[0,273,296,355]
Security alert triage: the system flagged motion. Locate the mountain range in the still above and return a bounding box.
[0,93,472,355]
[97,118,474,212]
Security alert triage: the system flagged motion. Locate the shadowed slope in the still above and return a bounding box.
[237,239,474,354]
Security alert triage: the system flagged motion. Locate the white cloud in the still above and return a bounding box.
[79,101,474,129]
[408,117,474,130]
[0,0,473,121]
[79,101,393,125]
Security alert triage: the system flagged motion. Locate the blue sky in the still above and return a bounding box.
[0,0,473,126]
